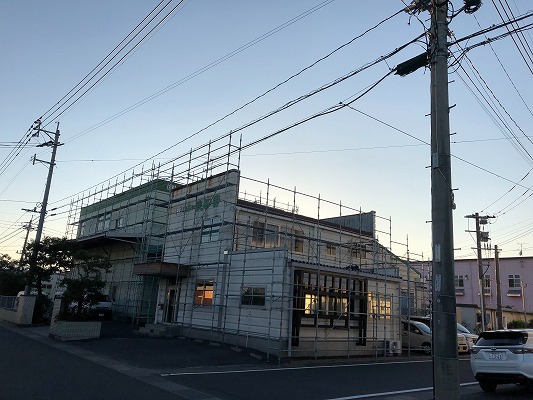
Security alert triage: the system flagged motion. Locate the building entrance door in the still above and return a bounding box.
[165,286,177,323]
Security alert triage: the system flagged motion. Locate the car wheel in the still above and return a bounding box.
[422,343,431,355]
[479,380,497,392]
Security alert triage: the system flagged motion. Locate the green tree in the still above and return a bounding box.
[61,248,111,319]
[0,254,25,295]
[22,237,73,296]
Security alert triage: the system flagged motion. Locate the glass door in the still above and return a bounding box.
[165,287,176,323]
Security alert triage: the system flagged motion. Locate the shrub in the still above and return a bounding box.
[507,320,527,329]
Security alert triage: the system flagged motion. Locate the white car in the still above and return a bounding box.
[457,322,478,352]
[401,319,470,354]
[68,294,113,320]
[404,317,470,354]
[470,329,533,392]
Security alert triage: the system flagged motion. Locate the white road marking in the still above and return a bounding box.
[160,359,433,376]
[324,382,479,400]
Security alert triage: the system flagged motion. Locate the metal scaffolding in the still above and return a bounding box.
[64,133,428,359]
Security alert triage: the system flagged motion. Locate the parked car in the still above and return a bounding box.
[457,322,478,352]
[402,320,432,354]
[68,294,113,320]
[470,329,533,392]
[408,316,475,353]
[402,319,470,354]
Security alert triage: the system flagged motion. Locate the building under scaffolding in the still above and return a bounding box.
[66,136,427,359]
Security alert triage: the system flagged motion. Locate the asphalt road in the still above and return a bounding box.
[2,322,533,400]
[0,325,192,400]
[162,358,475,400]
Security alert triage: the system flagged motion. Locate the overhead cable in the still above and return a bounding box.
[49,31,424,207]
[40,0,189,127]
[491,0,533,74]
[64,0,391,145]
[473,14,533,117]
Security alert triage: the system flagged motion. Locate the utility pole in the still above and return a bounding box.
[522,281,528,324]
[476,213,486,329]
[398,2,482,398]
[495,245,504,329]
[428,2,459,398]
[18,217,34,266]
[25,119,61,294]
[465,213,494,329]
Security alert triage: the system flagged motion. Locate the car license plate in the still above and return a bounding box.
[98,313,104,317]
[489,352,504,360]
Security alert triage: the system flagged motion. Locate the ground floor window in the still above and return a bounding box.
[241,287,266,306]
[369,292,392,319]
[292,269,368,346]
[194,281,214,305]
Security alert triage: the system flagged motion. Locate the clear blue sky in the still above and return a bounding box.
[1,0,532,262]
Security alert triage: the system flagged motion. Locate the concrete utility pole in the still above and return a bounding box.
[475,213,486,329]
[522,281,528,324]
[19,217,34,266]
[495,245,504,329]
[465,213,494,329]
[26,120,61,294]
[428,2,459,399]
[398,2,482,397]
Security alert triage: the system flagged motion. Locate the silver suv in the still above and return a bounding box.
[470,329,533,392]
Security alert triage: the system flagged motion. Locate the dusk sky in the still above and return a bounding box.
[1,0,532,262]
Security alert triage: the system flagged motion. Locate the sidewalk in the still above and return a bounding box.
[5,321,533,399]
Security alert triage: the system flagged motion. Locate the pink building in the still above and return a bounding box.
[454,256,533,330]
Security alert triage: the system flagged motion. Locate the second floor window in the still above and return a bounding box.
[484,274,491,294]
[251,221,278,247]
[97,215,110,232]
[201,218,220,243]
[509,274,521,289]
[252,221,265,246]
[326,243,336,256]
[455,275,465,289]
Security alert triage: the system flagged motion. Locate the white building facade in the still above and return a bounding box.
[133,170,419,358]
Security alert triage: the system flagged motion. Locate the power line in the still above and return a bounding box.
[473,13,533,117]
[341,104,533,200]
[0,1,187,193]
[39,0,173,123]
[40,0,189,127]
[48,31,424,208]
[491,0,533,73]
[63,0,385,145]
[0,125,36,177]
[452,46,533,163]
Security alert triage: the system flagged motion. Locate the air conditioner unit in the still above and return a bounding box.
[377,340,402,356]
